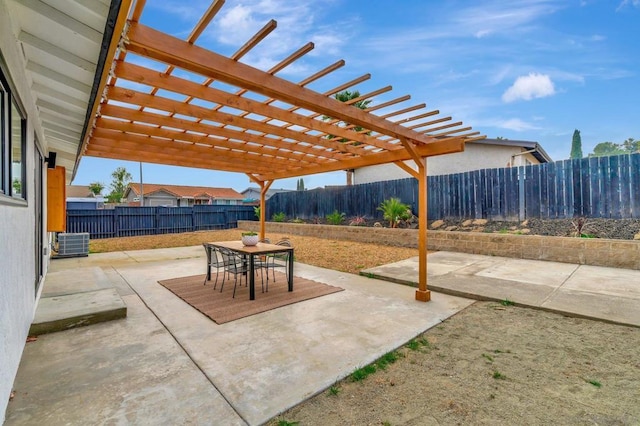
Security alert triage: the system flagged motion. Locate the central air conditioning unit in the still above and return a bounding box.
[55,233,90,258]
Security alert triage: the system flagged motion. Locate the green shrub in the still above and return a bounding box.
[377,197,410,228]
[272,212,286,222]
[253,206,260,219]
[326,210,346,225]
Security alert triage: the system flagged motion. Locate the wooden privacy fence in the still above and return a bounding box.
[66,205,256,239]
[267,153,640,221]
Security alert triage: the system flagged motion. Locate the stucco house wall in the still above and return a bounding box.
[355,141,543,184]
[1,2,48,418]
[125,189,177,206]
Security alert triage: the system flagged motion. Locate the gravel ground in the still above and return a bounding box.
[88,228,419,275]
[428,218,640,240]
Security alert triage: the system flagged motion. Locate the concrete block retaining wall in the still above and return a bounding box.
[238,220,640,270]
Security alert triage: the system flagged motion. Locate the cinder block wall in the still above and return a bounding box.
[238,221,640,270]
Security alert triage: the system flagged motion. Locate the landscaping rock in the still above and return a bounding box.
[472,219,488,226]
[430,219,445,229]
[461,219,473,227]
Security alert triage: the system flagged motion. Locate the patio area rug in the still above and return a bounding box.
[158,272,344,324]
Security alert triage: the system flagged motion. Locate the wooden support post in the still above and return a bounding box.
[259,180,273,239]
[415,158,430,302]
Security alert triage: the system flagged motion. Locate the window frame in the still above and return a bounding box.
[0,59,27,205]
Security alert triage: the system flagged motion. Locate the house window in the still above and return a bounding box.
[0,66,26,200]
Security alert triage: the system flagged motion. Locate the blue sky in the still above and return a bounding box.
[73,0,640,192]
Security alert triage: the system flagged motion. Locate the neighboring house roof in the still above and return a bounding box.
[126,183,243,200]
[240,187,296,200]
[66,185,101,198]
[471,138,552,163]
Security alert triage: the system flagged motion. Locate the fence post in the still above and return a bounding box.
[155,207,161,235]
[114,208,120,237]
[518,166,526,221]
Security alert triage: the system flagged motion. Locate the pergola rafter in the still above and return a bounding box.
[80,0,485,302]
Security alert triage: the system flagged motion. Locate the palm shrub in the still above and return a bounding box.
[271,212,286,222]
[377,197,410,228]
[326,210,345,225]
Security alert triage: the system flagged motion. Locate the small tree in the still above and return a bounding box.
[107,167,132,203]
[296,178,305,191]
[589,142,625,157]
[88,182,104,196]
[323,90,372,143]
[377,198,411,228]
[622,138,640,153]
[570,129,583,159]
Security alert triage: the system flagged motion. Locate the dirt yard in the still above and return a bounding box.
[89,229,419,275]
[269,301,640,425]
[91,229,640,425]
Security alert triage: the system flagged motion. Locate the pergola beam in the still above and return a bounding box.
[258,138,464,181]
[125,22,444,147]
[114,62,396,152]
[96,117,318,164]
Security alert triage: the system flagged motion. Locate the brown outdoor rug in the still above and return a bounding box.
[158,272,344,324]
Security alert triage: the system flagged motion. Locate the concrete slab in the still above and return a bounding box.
[542,289,640,327]
[475,258,579,286]
[42,266,115,296]
[361,250,639,328]
[561,265,640,298]
[429,274,558,306]
[108,257,474,426]
[29,288,127,335]
[7,295,244,425]
[426,251,503,276]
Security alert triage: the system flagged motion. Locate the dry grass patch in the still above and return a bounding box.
[89,229,418,275]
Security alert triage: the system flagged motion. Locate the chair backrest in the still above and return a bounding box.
[219,247,240,269]
[203,243,213,264]
[275,239,291,247]
[259,238,271,244]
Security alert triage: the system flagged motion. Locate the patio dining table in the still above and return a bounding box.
[207,240,294,300]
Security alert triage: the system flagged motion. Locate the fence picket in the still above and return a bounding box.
[67,205,255,239]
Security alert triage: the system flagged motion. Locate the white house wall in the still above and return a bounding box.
[1,0,47,419]
[354,144,525,184]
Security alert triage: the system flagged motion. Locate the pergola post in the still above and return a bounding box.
[258,180,273,240]
[393,158,430,302]
[415,158,430,302]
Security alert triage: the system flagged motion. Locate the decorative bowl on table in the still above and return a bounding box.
[241,233,259,246]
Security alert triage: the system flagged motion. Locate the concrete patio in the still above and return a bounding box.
[5,247,473,425]
[6,246,639,424]
[363,251,640,328]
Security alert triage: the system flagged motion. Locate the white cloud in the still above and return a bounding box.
[502,73,556,103]
[617,0,640,11]
[203,0,345,78]
[499,118,541,131]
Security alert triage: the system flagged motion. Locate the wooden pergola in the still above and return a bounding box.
[78,0,485,302]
